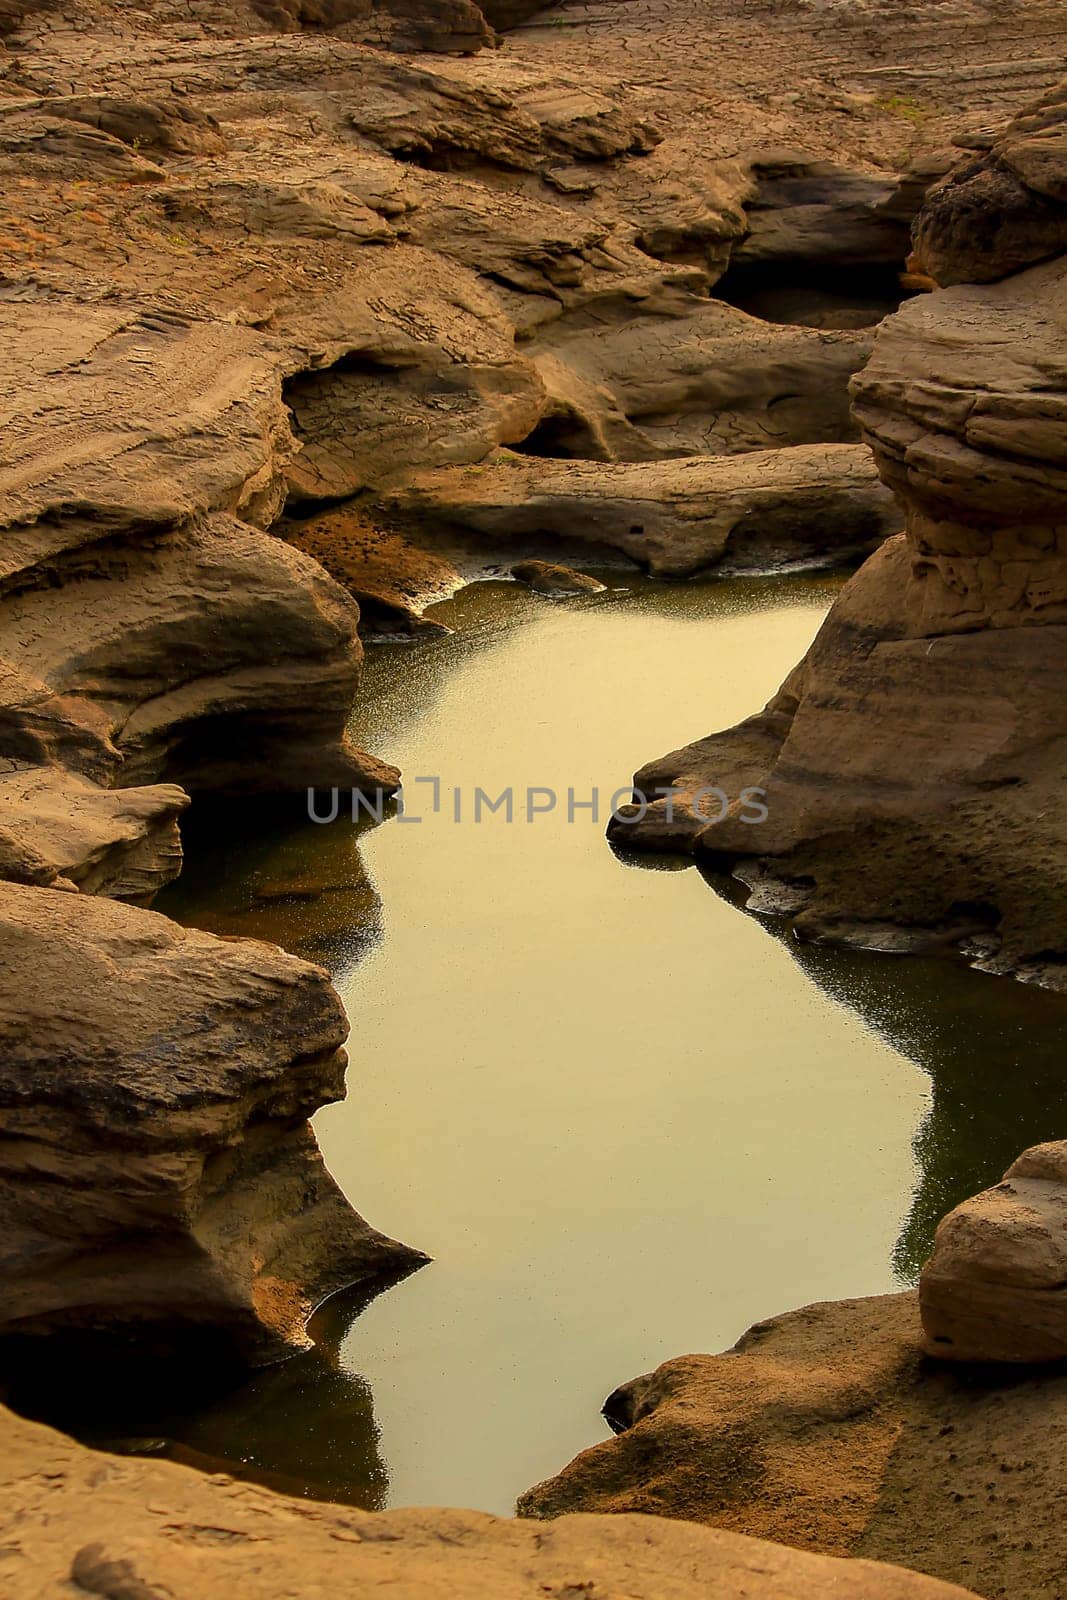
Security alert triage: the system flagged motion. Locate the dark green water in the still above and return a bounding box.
[44,573,1067,1513]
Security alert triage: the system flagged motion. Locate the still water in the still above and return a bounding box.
[142,574,1064,1511]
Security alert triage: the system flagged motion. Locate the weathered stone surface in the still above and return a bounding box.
[921,1141,1067,1363]
[0,765,187,901]
[282,505,461,633]
[915,81,1067,285]
[0,304,396,799]
[0,881,423,1361]
[520,1292,1067,1600]
[732,152,916,268]
[0,1401,989,1600]
[384,444,898,577]
[525,295,872,460]
[607,84,1067,981]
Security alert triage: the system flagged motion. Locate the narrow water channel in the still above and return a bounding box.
[70,574,1067,1513]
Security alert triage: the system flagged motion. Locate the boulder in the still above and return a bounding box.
[520,1292,1067,1600]
[510,558,605,594]
[0,1401,988,1600]
[0,881,423,1362]
[914,80,1067,285]
[921,1141,1067,1363]
[0,303,396,799]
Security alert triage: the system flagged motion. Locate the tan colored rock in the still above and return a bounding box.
[921,1141,1067,1363]
[0,881,423,1361]
[282,505,461,633]
[0,1401,988,1600]
[914,80,1067,285]
[510,558,605,594]
[526,293,872,459]
[520,1293,1067,1600]
[384,444,898,577]
[0,765,187,901]
[607,87,1067,980]
[0,305,396,798]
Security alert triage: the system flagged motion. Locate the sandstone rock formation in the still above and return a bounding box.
[384,444,898,577]
[520,1292,1067,1600]
[921,1141,1067,1363]
[0,881,423,1361]
[0,1401,988,1600]
[0,766,187,902]
[606,78,1067,984]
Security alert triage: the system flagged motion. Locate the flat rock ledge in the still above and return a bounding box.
[519,1291,1067,1600]
[921,1141,1067,1364]
[380,444,899,579]
[0,1402,985,1600]
[0,881,423,1363]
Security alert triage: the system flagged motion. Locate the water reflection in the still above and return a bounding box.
[0,1276,402,1506]
[690,867,1067,1279]
[101,574,1065,1513]
[159,797,385,979]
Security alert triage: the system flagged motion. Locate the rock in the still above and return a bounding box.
[281,506,461,634]
[731,152,917,269]
[384,444,899,577]
[0,1402,989,1600]
[519,1292,1067,1600]
[0,881,424,1362]
[606,84,1067,980]
[921,1141,1067,1363]
[0,765,187,902]
[914,80,1067,284]
[525,293,872,459]
[0,303,397,799]
[44,93,228,155]
[249,0,501,54]
[510,558,605,594]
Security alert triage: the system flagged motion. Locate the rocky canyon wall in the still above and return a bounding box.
[610,79,1067,987]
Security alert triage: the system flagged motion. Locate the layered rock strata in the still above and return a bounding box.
[606,81,1067,983]
[0,881,422,1361]
[383,444,898,577]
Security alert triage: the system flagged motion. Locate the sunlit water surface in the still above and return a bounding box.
[121,574,1065,1511]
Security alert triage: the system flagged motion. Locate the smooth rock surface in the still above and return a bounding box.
[921,1141,1067,1363]
[510,558,605,595]
[0,1402,988,1600]
[0,882,422,1361]
[520,1292,1067,1600]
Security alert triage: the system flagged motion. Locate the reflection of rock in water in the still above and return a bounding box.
[157,797,386,980]
[715,868,1066,1279]
[1,1276,409,1509]
[683,863,1067,1281]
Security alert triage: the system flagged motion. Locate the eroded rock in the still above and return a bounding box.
[921,1141,1067,1363]
[384,444,898,577]
[510,558,605,594]
[519,1292,1067,1600]
[606,82,1067,981]
[0,765,187,901]
[0,881,423,1361]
